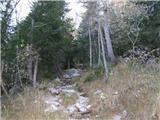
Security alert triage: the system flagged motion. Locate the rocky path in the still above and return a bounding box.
[43,83,91,119]
[41,69,127,119]
[42,83,127,119]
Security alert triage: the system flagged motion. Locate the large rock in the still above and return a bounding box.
[49,88,61,95]
[77,96,89,105]
[67,96,91,115]
[76,103,91,114]
[49,84,76,94]
[46,83,91,116]
[67,105,78,114]
[43,96,63,112]
[63,68,81,79]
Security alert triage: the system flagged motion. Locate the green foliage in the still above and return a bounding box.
[94,66,104,78]
[83,71,96,83]
[2,1,76,91]
[84,66,104,83]
[139,2,160,48]
[78,1,160,58]
[16,1,75,77]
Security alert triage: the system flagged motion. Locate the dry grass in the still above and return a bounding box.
[152,92,160,120]
[1,86,69,120]
[75,62,160,119]
[1,62,160,120]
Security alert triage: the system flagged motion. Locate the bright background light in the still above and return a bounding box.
[13,0,86,28]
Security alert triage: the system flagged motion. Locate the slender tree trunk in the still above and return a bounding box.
[18,69,23,88]
[16,48,23,88]
[15,10,23,88]
[1,61,10,98]
[57,64,63,77]
[98,19,108,82]
[27,44,33,82]
[33,56,39,88]
[54,64,61,78]
[103,13,116,64]
[27,18,34,84]
[92,31,98,65]
[98,28,101,66]
[67,59,70,69]
[55,64,63,79]
[88,18,92,68]
[1,83,10,98]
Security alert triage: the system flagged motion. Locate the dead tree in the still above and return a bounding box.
[103,9,117,64]
[98,18,109,82]
[88,17,93,68]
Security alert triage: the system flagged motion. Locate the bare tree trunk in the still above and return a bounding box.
[57,64,63,77]
[1,83,10,98]
[93,31,98,65]
[27,18,34,84]
[103,13,116,64]
[67,59,70,69]
[98,28,101,66]
[55,64,63,79]
[1,61,10,98]
[98,19,108,82]
[33,56,39,88]
[27,44,33,83]
[18,68,23,88]
[88,18,92,68]
[54,64,61,78]
[16,48,23,88]
[15,9,23,88]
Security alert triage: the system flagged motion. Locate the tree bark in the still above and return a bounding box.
[1,61,10,98]
[88,18,92,68]
[103,13,117,64]
[33,56,39,88]
[27,18,34,83]
[98,19,108,82]
[98,27,101,66]
[55,64,63,79]
[1,83,10,98]
[27,44,33,83]
[67,59,70,69]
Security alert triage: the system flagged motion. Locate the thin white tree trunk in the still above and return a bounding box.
[98,19,108,82]
[103,14,116,64]
[88,18,92,68]
[98,27,101,66]
[33,55,39,88]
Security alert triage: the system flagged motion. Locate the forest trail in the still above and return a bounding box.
[2,64,160,120]
[41,80,122,120]
[43,82,91,119]
[2,68,126,120]
[39,69,126,120]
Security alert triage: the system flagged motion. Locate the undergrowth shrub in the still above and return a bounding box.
[84,66,104,83]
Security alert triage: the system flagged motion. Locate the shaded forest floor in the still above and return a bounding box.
[1,62,160,120]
